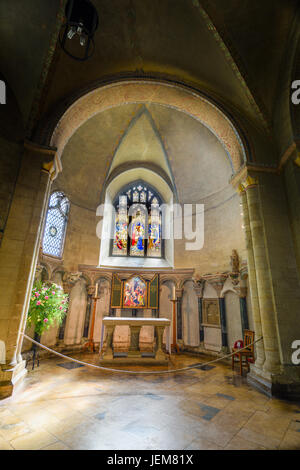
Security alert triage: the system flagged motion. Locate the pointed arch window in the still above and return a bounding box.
[111,181,163,258]
[42,191,70,258]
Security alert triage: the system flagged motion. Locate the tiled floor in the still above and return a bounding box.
[0,353,300,450]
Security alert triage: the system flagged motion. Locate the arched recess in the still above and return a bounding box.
[159,279,175,346]
[181,280,199,347]
[38,80,248,177]
[98,167,174,269]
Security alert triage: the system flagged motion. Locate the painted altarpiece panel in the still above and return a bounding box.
[123,275,147,308]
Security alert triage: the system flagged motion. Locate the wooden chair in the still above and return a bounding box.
[232,330,255,375]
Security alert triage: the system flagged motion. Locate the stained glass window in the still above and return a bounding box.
[112,196,128,256]
[147,204,162,257]
[111,181,163,258]
[42,191,70,257]
[130,205,146,257]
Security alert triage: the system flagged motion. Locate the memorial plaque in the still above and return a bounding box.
[202,299,220,326]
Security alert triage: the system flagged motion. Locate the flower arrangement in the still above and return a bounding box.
[27,281,69,336]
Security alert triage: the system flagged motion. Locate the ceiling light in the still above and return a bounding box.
[59,0,99,61]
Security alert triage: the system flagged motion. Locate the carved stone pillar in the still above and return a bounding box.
[83,285,95,338]
[238,185,265,368]
[234,285,249,334]
[155,325,166,360]
[0,142,59,398]
[175,288,183,341]
[219,297,227,351]
[63,272,85,345]
[210,277,228,352]
[193,279,205,344]
[243,177,281,375]
[128,325,142,357]
[105,325,115,360]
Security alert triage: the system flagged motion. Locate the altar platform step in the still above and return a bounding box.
[99,356,170,366]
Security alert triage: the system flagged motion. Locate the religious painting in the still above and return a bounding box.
[202,299,220,326]
[130,207,146,257]
[123,276,147,308]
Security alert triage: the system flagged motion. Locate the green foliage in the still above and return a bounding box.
[27,281,69,335]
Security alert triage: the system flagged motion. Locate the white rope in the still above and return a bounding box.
[22,333,263,375]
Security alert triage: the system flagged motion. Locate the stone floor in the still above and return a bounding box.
[0,352,300,450]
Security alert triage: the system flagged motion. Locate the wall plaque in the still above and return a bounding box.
[202,299,220,326]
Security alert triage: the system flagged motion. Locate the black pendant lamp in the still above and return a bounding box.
[59,0,99,61]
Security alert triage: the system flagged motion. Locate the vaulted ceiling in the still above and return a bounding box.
[53,103,233,210]
[1,0,299,156]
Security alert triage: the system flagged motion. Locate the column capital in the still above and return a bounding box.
[294,151,300,168]
[87,285,97,296]
[233,285,248,298]
[192,278,205,298]
[34,264,44,281]
[175,288,183,299]
[203,274,227,298]
[24,139,61,180]
[63,271,83,292]
[230,164,274,193]
[232,174,259,194]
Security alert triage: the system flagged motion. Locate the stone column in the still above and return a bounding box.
[238,186,265,369]
[210,278,228,352]
[243,177,281,375]
[83,285,94,339]
[0,142,58,398]
[58,276,74,341]
[193,279,205,344]
[63,272,86,345]
[283,156,300,277]
[233,283,250,334]
[239,296,249,334]
[175,288,183,341]
[219,297,228,351]
[104,325,115,360]
[155,325,166,360]
[128,325,142,357]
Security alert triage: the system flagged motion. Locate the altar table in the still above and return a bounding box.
[99,317,171,365]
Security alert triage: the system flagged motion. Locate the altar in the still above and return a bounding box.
[99,317,171,365]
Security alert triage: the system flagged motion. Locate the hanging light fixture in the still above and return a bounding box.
[59,0,99,61]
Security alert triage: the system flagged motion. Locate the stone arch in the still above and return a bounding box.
[37,80,247,175]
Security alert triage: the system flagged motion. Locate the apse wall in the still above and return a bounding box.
[51,102,247,274]
[49,184,245,275]
[27,101,251,357]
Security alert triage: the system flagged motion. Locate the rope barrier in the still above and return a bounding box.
[22,333,263,375]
